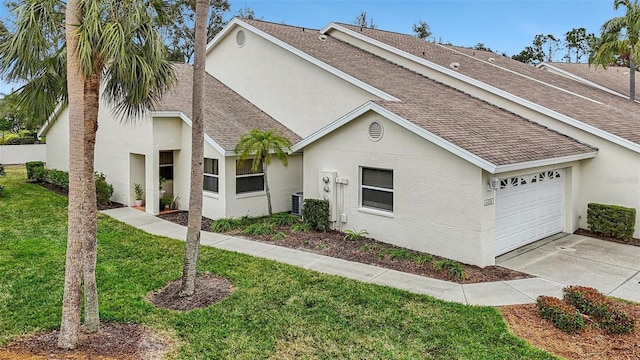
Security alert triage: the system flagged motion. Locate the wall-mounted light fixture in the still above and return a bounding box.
[488,177,500,191]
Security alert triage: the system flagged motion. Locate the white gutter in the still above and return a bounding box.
[494,152,598,174]
[321,23,640,154]
[207,18,400,102]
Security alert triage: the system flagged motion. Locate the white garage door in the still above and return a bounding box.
[495,169,564,256]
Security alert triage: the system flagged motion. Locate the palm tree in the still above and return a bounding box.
[590,0,640,100]
[180,0,209,298]
[0,0,176,349]
[235,129,292,216]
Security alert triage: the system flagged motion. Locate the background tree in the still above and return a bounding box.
[180,0,208,297]
[412,20,432,40]
[0,0,176,349]
[590,0,640,100]
[564,27,597,63]
[512,34,559,65]
[354,10,376,29]
[235,129,291,216]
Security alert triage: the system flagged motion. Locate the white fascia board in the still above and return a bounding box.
[150,111,228,156]
[291,102,498,173]
[38,101,66,137]
[208,19,399,102]
[537,63,633,100]
[322,23,640,154]
[494,151,598,174]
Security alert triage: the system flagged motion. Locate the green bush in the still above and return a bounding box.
[587,203,636,239]
[343,229,368,241]
[25,161,44,180]
[4,136,36,145]
[536,295,586,334]
[45,169,69,189]
[563,285,635,334]
[211,218,243,233]
[242,222,276,236]
[303,198,330,231]
[95,172,114,205]
[0,164,5,176]
[269,212,301,227]
[434,259,465,280]
[291,222,311,233]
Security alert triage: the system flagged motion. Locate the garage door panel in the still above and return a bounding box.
[496,170,564,255]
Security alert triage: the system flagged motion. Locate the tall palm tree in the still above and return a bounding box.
[0,0,176,349]
[590,0,640,101]
[180,0,209,298]
[235,129,291,216]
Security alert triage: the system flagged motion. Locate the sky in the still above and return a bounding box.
[0,0,622,95]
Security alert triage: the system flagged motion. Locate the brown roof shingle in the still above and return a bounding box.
[155,63,300,151]
[243,19,596,167]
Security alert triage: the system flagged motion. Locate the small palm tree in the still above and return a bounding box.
[235,129,291,215]
[590,0,640,100]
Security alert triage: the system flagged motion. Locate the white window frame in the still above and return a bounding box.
[360,167,394,213]
[203,158,219,193]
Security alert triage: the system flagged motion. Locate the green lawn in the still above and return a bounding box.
[0,165,557,359]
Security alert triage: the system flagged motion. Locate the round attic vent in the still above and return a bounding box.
[236,30,245,47]
[319,34,327,41]
[450,62,460,70]
[488,57,495,63]
[368,121,383,141]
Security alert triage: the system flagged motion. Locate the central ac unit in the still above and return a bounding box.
[291,192,303,216]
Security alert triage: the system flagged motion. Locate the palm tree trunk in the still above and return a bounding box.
[58,0,84,350]
[263,160,272,215]
[630,51,636,101]
[82,74,100,332]
[180,0,208,297]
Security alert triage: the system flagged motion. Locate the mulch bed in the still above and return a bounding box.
[0,323,170,360]
[147,273,233,311]
[158,211,532,284]
[38,182,125,211]
[574,228,640,247]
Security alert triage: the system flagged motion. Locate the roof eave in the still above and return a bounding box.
[494,151,598,174]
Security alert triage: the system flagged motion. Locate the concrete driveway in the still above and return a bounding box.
[497,233,640,303]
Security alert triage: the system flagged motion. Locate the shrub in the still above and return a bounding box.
[273,232,287,241]
[45,169,69,190]
[563,285,635,334]
[291,222,311,233]
[25,161,45,180]
[414,254,434,265]
[343,229,368,241]
[211,218,243,233]
[537,295,586,334]
[302,199,330,231]
[270,212,301,227]
[587,203,636,239]
[434,259,465,280]
[242,222,275,236]
[95,172,114,205]
[0,164,4,176]
[4,136,36,145]
[380,248,414,261]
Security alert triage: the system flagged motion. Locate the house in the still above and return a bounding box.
[39,63,302,220]
[42,18,640,267]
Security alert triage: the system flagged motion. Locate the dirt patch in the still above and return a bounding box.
[147,273,233,311]
[158,211,212,232]
[0,323,170,360]
[500,302,640,359]
[158,211,531,284]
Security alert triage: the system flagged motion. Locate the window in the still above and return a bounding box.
[204,158,219,193]
[159,151,173,180]
[236,160,264,194]
[361,167,393,212]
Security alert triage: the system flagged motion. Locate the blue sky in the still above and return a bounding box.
[0,0,621,95]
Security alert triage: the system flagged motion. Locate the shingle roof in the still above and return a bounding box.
[155,63,300,151]
[242,19,596,167]
[332,24,640,145]
[545,62,640,100]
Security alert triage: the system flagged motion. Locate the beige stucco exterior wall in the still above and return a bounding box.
[329,29,640,237]
[302,111,494,267]
[44,106,70,171]
[206,26,378,138]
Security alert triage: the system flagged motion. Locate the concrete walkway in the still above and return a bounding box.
[102,207,640,306]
